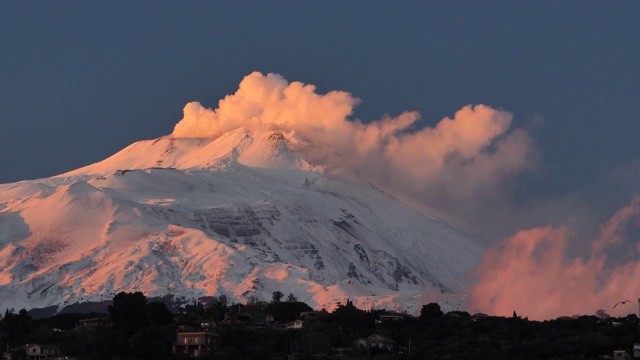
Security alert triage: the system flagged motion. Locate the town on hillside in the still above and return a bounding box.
[2,291,640,359]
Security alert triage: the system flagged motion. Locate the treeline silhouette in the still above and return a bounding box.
[1,291,639,359]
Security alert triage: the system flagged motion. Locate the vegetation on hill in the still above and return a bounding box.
[1,292,639,359]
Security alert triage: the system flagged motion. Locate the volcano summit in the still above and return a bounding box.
[0,72,534,314]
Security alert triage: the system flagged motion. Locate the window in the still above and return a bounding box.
[184,337,188,344]
[195,337,199,344]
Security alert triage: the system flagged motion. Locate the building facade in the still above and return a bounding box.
[172,328,218,358]
[24,344,60,360]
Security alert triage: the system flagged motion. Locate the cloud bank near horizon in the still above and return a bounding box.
[468,195,640,320]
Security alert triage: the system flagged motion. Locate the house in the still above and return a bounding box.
[376,312,408,323]
[172,327,219,358]
[243,310,275,327]
[365,334,396,352]
[352,338,368,351]
[286,319,304,329]
[613,350,630,360]
[76,317,110,328]
[352,334,397,352]
[221,313,252,325]
[23,344,61,360]
[633,343,640,358]
[200,320,217,330]
[300,311,322,320]
[472,313,488,321]
[221,310,274,327]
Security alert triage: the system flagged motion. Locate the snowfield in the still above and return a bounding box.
[0,129,487,314]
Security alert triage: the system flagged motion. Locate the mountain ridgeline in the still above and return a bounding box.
[0,128,487,314]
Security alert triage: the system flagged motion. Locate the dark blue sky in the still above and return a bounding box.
[2,1,639,206]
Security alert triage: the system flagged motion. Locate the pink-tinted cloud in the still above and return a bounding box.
[172,72,640,319]
[469,195,640,320]
[173,72,358,140]
[172,72,537,229]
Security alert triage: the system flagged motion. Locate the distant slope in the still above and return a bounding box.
[0,128,486,314]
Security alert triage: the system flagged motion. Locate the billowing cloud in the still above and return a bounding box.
[172,72,537,230]
[172,72,640,320]
[173,72,359,140]
[468,195,640,320]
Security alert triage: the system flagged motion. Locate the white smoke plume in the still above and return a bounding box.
[172,72,537,231]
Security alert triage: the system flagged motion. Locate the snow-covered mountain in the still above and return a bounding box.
[0,128,487,314]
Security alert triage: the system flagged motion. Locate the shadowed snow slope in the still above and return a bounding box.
[0,128,486,314]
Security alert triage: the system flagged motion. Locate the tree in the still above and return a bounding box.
[595,309,610,320]
[287,293,298,302]
[1,308,30,346]
[108,292,148,331]
[419,303,443,321]
[268,302,313,323]
[246,295,264,306]
[218,294,228,306]
[208,301,228,322]
[272,291,284,303]
[183,301,206,317]
[331,300,374,333]
[146,302,173,327]
[18,309,30,321]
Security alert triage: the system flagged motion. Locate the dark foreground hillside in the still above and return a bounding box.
[2,292,639,360]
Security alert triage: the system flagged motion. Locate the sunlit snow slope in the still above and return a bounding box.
[0,128,486,313]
